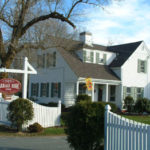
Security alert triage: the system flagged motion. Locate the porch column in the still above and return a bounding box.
[92,82,95,102]
[106,83,109,102]
[76,81,79,95]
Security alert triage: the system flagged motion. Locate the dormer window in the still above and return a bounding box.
[83,50,93,63]
[99,58,104,63]
[96,52,107,64]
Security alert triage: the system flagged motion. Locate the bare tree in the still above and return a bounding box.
[0,0,116,77]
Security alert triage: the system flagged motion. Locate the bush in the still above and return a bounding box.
[39,103,49,106]
[28,122,43,133]
[48,102,58,107]
[124,96,134,113]
[61,112,70,126]
[64,101,105,150]
[76,94,91,103]
[40,102,65,111]
[7,98,34,131]
[135,98,150,113]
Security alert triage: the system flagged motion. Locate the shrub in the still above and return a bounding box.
[76,94,91,103]
[40,102,65,111]
[135,98,150,113]
[124,96,134,113]
[39,103,49,106]
[7,98,34,131]
[64,101,105,150]
[48,102,58,107]
[61,112,70,126]
[28,122,43,133]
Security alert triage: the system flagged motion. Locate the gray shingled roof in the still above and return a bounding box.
[57,48,120,81]
[107,41,142,67]
[55,39,142,81]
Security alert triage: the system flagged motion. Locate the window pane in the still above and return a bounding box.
[140,60,145,73]
[41,83,48,97]
[46,53,53,68]
[79,84,86,94]
[110,86,115,101]
[31,83,38,96]
[127,87,131,93]
[52,83,59,97]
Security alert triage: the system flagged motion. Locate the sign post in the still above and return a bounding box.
[0,57,37,99]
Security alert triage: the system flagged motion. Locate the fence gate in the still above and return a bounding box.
[0,99,61,128]
[104,105,150,150]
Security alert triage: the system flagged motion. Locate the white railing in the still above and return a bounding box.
[0,99,61,128]
[104,105,150,150]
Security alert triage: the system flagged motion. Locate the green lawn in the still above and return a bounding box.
[0,125,65,136]
[122,115,150,125]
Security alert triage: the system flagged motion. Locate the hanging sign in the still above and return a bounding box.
[0,78,21,94]
[85,78,93,91]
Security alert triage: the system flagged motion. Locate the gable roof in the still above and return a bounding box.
[57,48,120,81]
[51,37,143,80]
[107,41,143,67]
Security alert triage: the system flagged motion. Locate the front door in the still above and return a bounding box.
[98,88,103,101]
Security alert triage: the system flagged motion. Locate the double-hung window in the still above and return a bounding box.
[123,86,144,100]
[126,87,131,96]
[79,83,86,94]
[51,83,61,98]
[136,88,144,99]
[95,52,107,64]
[31,83,39,97]
[110,85,116,101]
[40,83,49,97]
[83,50,93,63]
[37,52,56,68]
[138,59,147,73]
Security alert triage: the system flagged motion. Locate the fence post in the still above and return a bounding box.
[104,104,111,150]
[22,57,28,99]
[57,101,61,126]
[147,126,150,150]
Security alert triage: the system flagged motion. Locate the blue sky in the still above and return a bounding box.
[77,0,150,46]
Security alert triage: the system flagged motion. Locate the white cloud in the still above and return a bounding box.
[77,0,150,47]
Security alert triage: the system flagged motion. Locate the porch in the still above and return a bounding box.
[76,78,121,103]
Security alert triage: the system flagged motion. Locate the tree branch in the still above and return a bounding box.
[0,15,16,28]
[15,43,48,52]
[67,0,82,18]
[21,12,76,36]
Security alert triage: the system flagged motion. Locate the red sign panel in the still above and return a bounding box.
[0,78,21,94]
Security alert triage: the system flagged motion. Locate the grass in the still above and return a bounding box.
[121,115,150,125]
[0,125,65,136]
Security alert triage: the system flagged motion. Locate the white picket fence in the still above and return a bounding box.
[0,99,61,128]
[104,105,150,150]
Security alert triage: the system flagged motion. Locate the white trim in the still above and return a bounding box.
[105,84,109,102]
[78,77,121,85]
[92,82,95,101]
[76,81,79,95]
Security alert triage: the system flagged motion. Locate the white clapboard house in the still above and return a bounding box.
[29,32,150,108]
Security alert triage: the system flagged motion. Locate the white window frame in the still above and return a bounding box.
[140,60,146,73]
[126,87,131,96]
[53,83,59,97]
[137,88,143,99]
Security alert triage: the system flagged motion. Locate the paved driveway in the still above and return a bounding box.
[0,136,71,150]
